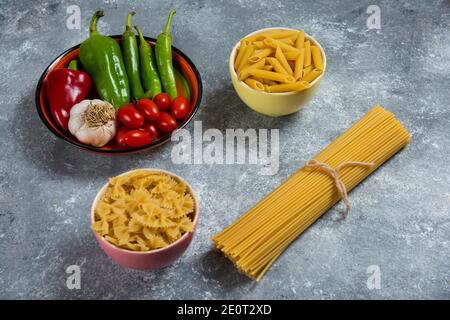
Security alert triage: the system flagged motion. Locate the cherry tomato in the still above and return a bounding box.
[136,99,160,121]
[170,96,190,120]
[156,112,177,133]
[124,130,152,148]
[153,93,171,110]
[140,122,159,139]
[117,104,144,129]
[115,126,130,147]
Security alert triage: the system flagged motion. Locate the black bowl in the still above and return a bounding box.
[35,36,202,154]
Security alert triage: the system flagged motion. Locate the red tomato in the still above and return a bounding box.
[117,104,144,129]
[170,96,190,120]
[116,126,130,147]
[124,130,152,148]
[140,122,159,139]
[156,112,177,133]
[136,99,160,121]
[153,93,171,110]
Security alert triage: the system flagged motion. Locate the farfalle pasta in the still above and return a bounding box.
[92,170,195,251]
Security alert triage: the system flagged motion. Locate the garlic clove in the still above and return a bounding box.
[68,100,90,134]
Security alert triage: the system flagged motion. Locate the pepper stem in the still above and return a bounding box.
[89,10,104,36]
[126,12,136,32]
[68,60,79,70]
[134,25,145,42]
[163,9,176,34]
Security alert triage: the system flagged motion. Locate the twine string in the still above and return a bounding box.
[305,159,375,217]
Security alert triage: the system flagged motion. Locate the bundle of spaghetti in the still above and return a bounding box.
[212,106,411,281]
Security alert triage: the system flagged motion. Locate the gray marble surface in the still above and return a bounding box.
[1,0,449,299]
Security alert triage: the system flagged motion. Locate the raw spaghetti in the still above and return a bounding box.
[212,106,411,281]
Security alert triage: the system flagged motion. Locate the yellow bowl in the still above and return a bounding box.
[229,27,326,117]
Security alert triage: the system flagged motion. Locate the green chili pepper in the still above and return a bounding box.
[122,12,145,100]
[155,9,178,100]
[68,59,79,70]
[135,25,162,99]
[79,10,130,109]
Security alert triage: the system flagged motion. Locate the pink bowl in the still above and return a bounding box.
[91,168,200,270]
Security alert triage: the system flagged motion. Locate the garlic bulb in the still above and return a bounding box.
[68,99,117,147]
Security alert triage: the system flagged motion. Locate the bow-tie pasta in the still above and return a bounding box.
[92,171,195,251]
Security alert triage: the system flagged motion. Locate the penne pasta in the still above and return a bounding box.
[238,58,266,81]
[278,37,295,45]
[234,41,248,70]
[244,77,265,91]
[303,40,311,67]
[248,48,273,63]
[302,68,322,83]
[244,29,299,43]
[288,60,295,70]
[237,44,256,73]
[252,76,264,83]
[234,28,324,93]
[267,57,288,75]
[276,30,299,37]
[253,41,266,49]
[311,45,323,70]
[285,33,300,41]
[303,65,313,78]
[295,29,305,49]
[261,78,278,86]
[267,80,311,93]
[248,69,295,83]
[263,37,301,53]
[294,48,305,80]
[275,46,293,75]
[284,51,300,60]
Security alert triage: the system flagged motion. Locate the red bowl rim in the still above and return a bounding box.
[35,36,203,154]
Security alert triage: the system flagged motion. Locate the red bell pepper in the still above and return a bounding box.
[45,60,92,130]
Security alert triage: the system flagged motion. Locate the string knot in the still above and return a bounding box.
[305,159,375,217]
